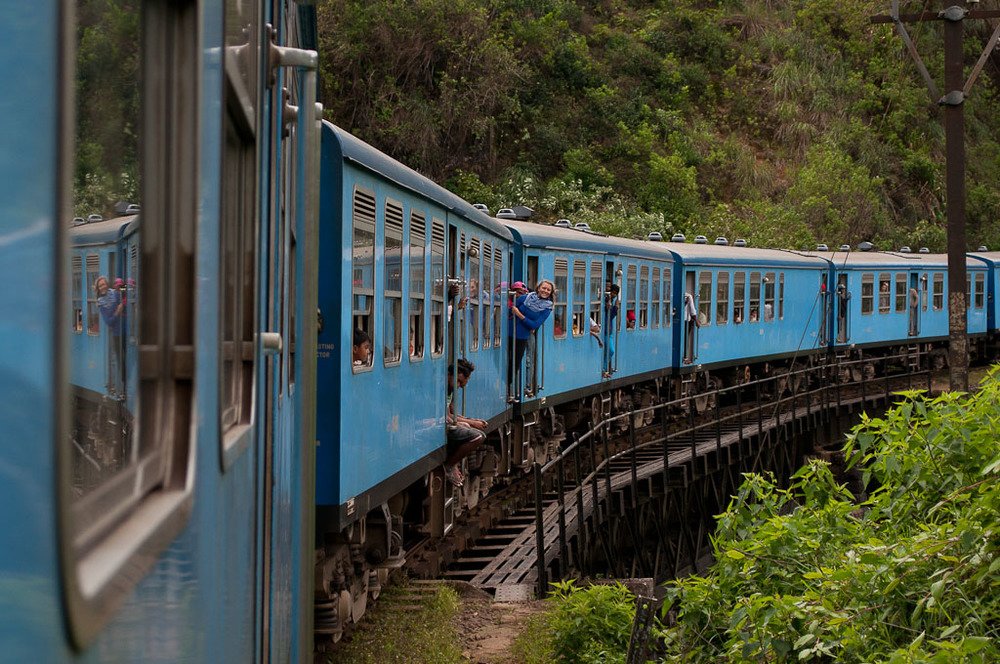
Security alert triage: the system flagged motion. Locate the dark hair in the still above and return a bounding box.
[449,358,476,378]
[608,284,620,295]
[353,328,371,347]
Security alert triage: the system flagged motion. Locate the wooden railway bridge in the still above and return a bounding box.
[443,352,930,599]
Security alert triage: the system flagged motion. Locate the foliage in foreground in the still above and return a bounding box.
[328,584,462,664]
[513,580,649,664]
[661,369,1000,662]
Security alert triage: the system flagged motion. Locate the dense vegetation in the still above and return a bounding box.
[662,372,1000,661]
[317,0,1000,250]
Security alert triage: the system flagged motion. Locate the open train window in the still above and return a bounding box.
[698,271,712,325]
[878,272,891,313]
[469,237,480,351]
[639,266,649,328]
[63,0,197,646]
[778,272,785,319]
[430,218,446,357]
[975,273,985,309]
[383,200,403,365]
[409,212,426,360]
[482,242,492,349]
[72,256,83,332]
[590,261,603,328]
[572,260,586,336]
[663,270,671,327]
[763,272,775,321]
[933,273,944,310]
[716,272,729,325]
[554,258,568,339]
[351,187,376,369]
[626,264,637,330]
[895,274,907,312]
[493,247,503,347]
[651,267,660,329]
[733,272,745,324]
[861,273,875,314]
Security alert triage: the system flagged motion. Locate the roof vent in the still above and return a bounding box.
[858,241,874,252]
[472,203,489,214]
[574,222,591,231]
[496,208,517,220]
[733,239,748,248]
[670,233,686,243]
[839,244,851,252]
[899,246,912,253]
[694,235,708,244]
[72,217,86,226]
[87,214,103,223]
[977,245,988,251]
[553,219,571,228]
[647,231,663,241]
[919,247,930,253]
[125,203,140,214]
[816,243,829,251]
[714,236,728,246]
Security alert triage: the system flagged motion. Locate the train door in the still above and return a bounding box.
[683,270,697,363]
[603,259,620,376]
[908,272,920,336]
[524,254,541,396]
[258,28,320,663]
[447,226,466,408]
[836,273,850,343]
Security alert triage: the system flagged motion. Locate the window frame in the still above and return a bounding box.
[733,272,745,324]
[878,272,891,314]
[553,257,568,339]
[350,186,376,371]
[716,272,729,325]
[408,211,426,361]
[572,259,586,336]
[382,198,403,366]
[748,272,760,323]
[975,272,985,309]
[861,273,874,315]
[430,218,446,357]
[763,272,775,322]
[933,273,944,311]
[625,264,637,331]
[895,273,907,312]
[650,267,660,329]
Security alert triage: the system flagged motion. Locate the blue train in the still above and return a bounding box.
[4,1,1000,659]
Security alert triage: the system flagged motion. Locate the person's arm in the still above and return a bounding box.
[456,414,487,429]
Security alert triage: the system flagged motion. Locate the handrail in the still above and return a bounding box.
[532,351,929,596]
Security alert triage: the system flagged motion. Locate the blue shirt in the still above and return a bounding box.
[98,289,124,335]
[511,294,552,340]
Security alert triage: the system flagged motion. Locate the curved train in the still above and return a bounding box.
[4,1,1000,660]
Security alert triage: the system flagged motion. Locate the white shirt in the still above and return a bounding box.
[683,293,697,322]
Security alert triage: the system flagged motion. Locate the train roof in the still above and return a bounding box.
[664,243,828,268]
[799,250,984,269]
[68,214,138,246]
[322,122,513,242]
[969,251,1000,267]
[502,220,674,261]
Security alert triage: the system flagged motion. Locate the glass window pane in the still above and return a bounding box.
[763,272,775,321]
[639,266,649,329]
[716,272,729,325]
[878,272,891,313]
[554,258,568,338]
[626,265,637,330]
[861,273,874,314]
[352,188,376,367]
[409,212,425,359]
[895,274,907,312]
[383,200,403,364]
[572,260,586,336]
[733,272,745,324]
[698,272,712,325]
[650,267,660,329]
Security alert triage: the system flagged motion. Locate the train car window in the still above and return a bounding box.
[716,272,729,325]
[778,272,785,319]
[590,261,603,327]
[409,212,426,359]
[72,256,83,332]
[572,260,586,336]
[626,264,637,331]
[895,274,907,312]
[663,270,671,327]
[85,254,100,334]
[351,187,376,369]
[651,267,660,329]
[698,271,712,325]
[749,272,761,322]
[975,273,985,309]
[430,218,446,356]
[733,272,745,324]
[383,200,403,365]
[493,247,502,347]
[764,272,775,321]
[64,0,197,645]
[639,266,649,328]
[861,273,874,314]
[933,273,944,310]
[482,242,492,349]
[554,258,569,339]
[966,275,971,308]
[921,273,928,311]
[878,272,891,313]
[469,237,480,351]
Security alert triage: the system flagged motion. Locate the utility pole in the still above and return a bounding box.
[872,2,1000,392]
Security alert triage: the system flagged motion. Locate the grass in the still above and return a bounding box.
[510,610,556,664]
[326,583,463,664]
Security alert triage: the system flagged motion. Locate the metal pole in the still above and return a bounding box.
[574,438,585,572]
[557,455,567,576]
[943,9,969,392]
[533,463,547,598]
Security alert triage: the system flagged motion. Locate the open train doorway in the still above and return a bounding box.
[836,273,849,343]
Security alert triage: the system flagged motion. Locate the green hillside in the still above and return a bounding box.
[317,0,1000,251]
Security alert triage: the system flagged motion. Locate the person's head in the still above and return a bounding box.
[535,280,555,300]
[626,310,636,328]
[451,358,476,388]
[94,276,109,296]
[607,283,620,297]
[512,281,527,295]
[352,328,371,363]
[590,321,601,333]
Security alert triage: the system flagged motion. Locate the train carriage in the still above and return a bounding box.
[665,243,830,382]
[970,251,1000,336]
